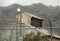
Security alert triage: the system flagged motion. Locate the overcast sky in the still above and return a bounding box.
[0,0,60,6]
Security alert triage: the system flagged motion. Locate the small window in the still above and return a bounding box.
[31,17,43,27]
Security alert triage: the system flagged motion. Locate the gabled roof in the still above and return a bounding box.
[23,12,43,20]
[16,11,43,20]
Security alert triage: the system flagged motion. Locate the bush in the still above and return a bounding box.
[23,32,50,41]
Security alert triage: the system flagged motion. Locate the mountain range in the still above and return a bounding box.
[0,3,60,36]
[0,3,60,28]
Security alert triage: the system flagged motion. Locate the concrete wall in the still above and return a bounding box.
[22,13,31,25]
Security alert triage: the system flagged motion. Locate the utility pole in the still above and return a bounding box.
[0,33,2,41]
[16,7,22,41]
[10,30,12,41]
[49,20,52,41]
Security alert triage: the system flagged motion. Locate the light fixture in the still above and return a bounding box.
[17,8,21,12]
[16,8,21,19]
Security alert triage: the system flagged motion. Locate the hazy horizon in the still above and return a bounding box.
[0,0,60,6]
